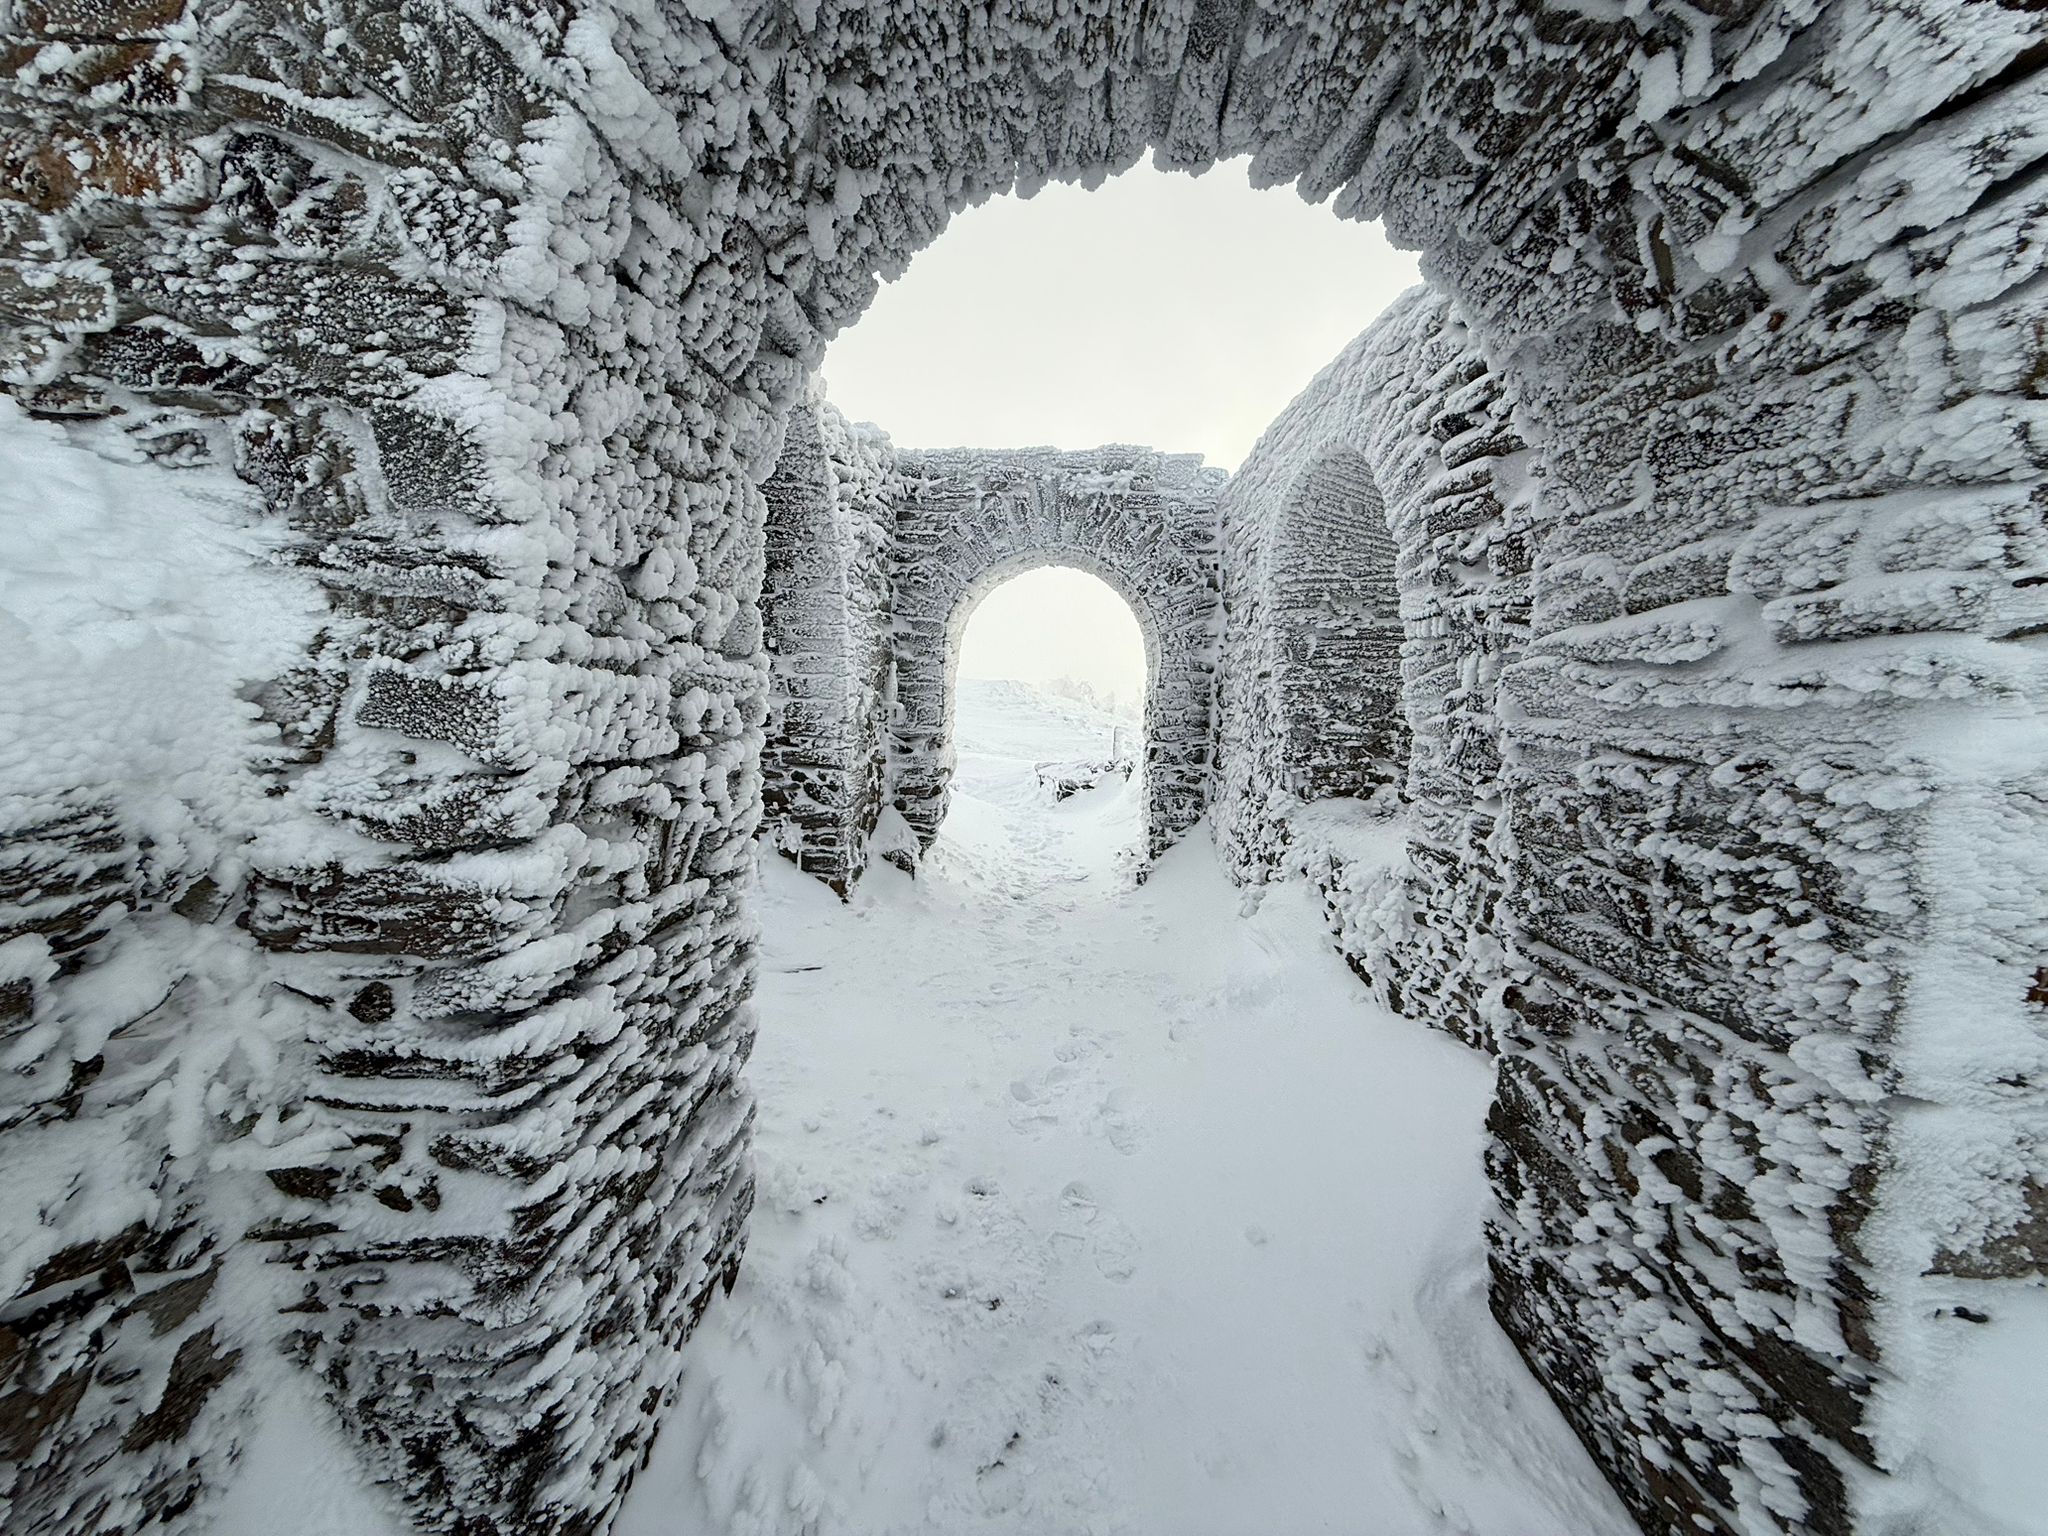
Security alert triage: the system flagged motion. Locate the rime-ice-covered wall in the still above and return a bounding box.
[1,1,774,1530]
[759,384,894,892]
[1221,250,2048,1536]
[756,429,1219,878]
[1269,447,1407,805]
[3,2,2046,1535]
[1217,287,1525,1063]
[889,446,1222,862]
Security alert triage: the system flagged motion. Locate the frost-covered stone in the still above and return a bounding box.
[3,2,2045,1535]
[759,383,895,893]
[1216,288,1525,1060]
[889,445,1222,864]
[757,423,1217,881]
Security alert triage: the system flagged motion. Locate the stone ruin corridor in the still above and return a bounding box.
[766,428,1222,884]
[3,2,2047,1535]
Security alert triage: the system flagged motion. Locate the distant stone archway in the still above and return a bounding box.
[888,446,1221,862]
[1267,447,1406,804]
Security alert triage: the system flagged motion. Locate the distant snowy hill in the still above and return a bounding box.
[953,676,1137,763]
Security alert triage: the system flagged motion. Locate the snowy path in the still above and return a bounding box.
[619,724,1638,1534]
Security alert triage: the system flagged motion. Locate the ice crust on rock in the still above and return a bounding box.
[758,380,896,893]
[1,1,2046,1535]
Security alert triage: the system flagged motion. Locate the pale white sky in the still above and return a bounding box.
[827,157,1420,708]
[958,567,1148,708]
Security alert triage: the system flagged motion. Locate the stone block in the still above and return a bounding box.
[14,0,184,38]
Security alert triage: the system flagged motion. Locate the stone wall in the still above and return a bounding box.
[1216,286,1527,1063]
[1,0,771,1529]
[2,2,2044,1535]
[1216,62,2048,1516]
[1270,447,1407,805]
[759,384,895,893]
[755,428,1220,879]
[888,445,1223,863]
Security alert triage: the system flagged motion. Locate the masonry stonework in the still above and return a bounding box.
[2,4,2044,1536]
[888,445,1223,864]
[758,383,894,893]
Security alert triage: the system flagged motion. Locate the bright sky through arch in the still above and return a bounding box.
[825,157,1419,704]
[958,568,1147,715]
[821,157,1421,473]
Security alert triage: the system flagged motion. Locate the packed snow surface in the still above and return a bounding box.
[617,681,1635,1536]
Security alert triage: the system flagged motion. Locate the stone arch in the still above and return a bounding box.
[887,446,1220,864]
[1217,287,1531,1049]
[0,8,2042,1536]
[929,551,1160,847]
[1267,446,1406,804]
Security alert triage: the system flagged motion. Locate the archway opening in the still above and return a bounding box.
[657,152,1635,1536]
[938,565,1150,886]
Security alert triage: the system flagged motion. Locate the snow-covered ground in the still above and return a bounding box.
[617,680,1636,1536]
[953,676,1140,761]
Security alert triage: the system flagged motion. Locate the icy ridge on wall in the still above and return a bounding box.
[1,1,2045,1534]
[759,382,895,894]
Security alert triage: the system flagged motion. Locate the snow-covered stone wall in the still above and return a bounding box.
[889,446,1223,863]
[1,2,773,1531]
[3,2,2046,1535]
[759,385,895,892]
[1268,447,1407,805]
[756,427,1218,879]
[1217,286,1525,1064]
[1221,160,2048,1536]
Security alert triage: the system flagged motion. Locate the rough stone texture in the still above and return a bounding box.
[1217,287,1528,1062]
[754,425,1219,878]
[889,445,1223,863]
[1269,447,1406,804]
[2,0,768,1529]
[1216,66,2048,1519]
[1,2,2044,1535]
[759,383,894,893]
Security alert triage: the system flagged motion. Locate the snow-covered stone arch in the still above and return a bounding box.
[2,5,2045,1536]
[1218,287,1532,1047]
[1267,446,1405,804]
[888,447,1222,863]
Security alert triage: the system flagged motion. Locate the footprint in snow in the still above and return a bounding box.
[1076,1319,1119,1354]
[1058,1182,1138,1283]
[1007,1083,1061,1137]
[1088,1089,1141,1155]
